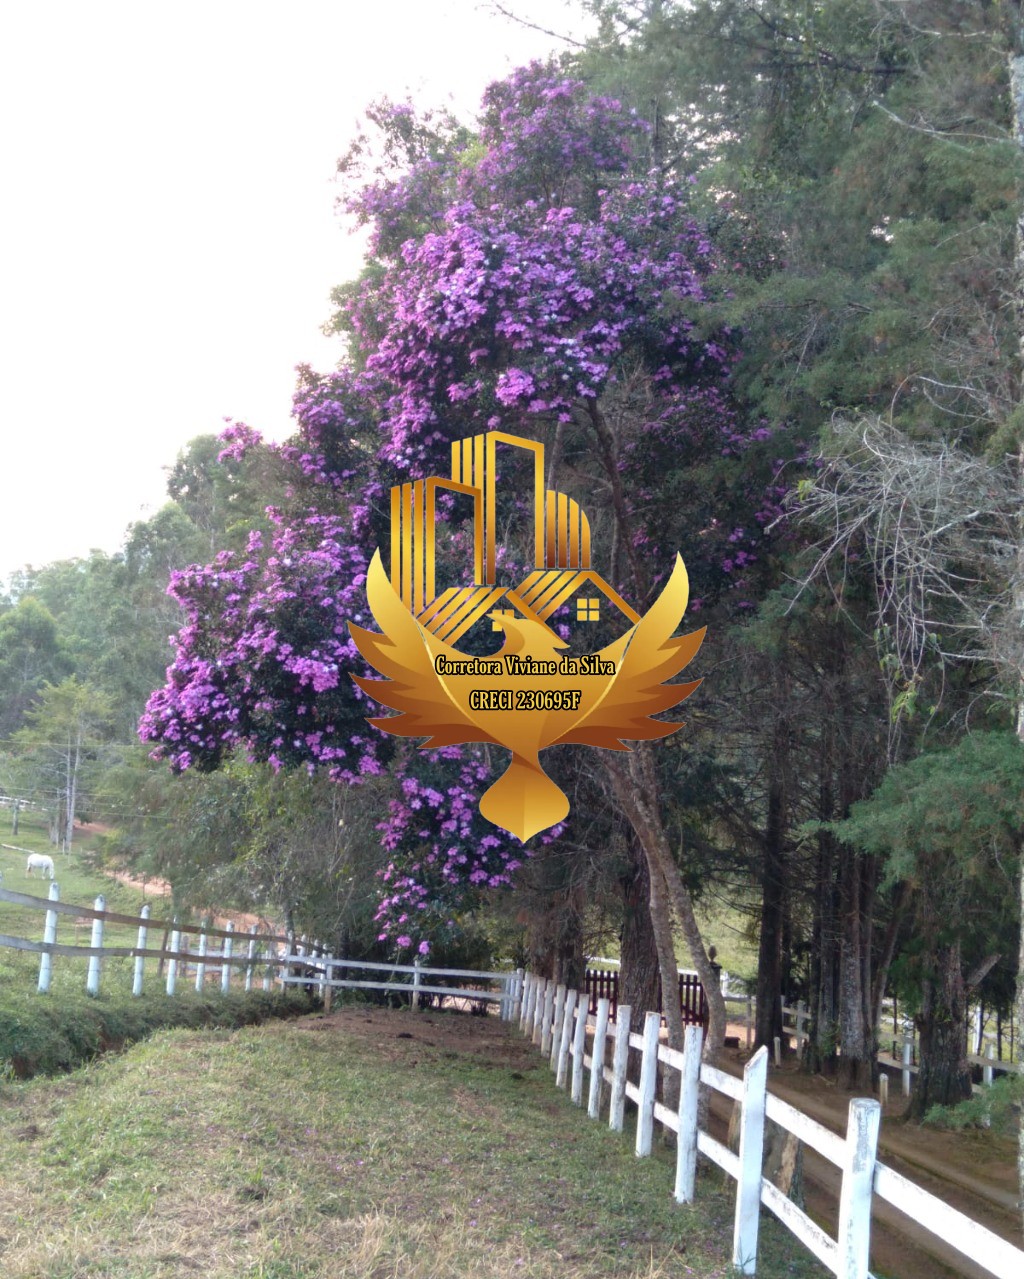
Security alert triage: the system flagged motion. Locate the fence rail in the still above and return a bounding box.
[518,971,1024,1279]
[0,883,518,1014]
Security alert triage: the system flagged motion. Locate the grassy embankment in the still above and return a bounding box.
[0,1007,827,1279]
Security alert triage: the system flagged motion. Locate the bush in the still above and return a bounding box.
[924,1072,1023,1136]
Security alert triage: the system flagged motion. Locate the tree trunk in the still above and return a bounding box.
[907,940,972,1119]
[618,832,660,1020]
[836,847,876,1090]
[754,775,786,1051]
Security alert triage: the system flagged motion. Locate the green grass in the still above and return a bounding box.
[0,1009,827,1279]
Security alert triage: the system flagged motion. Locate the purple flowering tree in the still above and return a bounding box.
[142,64,790,1037]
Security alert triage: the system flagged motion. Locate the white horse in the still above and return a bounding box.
[25,853,55,879]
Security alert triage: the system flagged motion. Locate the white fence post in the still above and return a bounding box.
[983,1044,995,1087]
[195,926,208,992]
[512,967,524,1023]
[521,972,535,1032]
[132,903,150,997]
[635,1009,661,1158]
[539,981,555,1052]
[37,880,60,993]
[732,1045,769,1275]
[902,1032,913,1097]
[86,894,105,997]
[221,921,234,994]
[609,1004,632,1132]
[571,995,588,1105]
[588,996,611,1119]
[674,1023,702,1203]
[836,1099,882,1279]
[549,985,567,1067]
[245,926,257,992]
[412,958,422,1010]
[556,989,577,1089]
[167,925,180,996]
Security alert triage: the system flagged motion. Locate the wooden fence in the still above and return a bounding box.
[584,965,708,1026]
[0,883,518,1013]
[518,971,1024,1279]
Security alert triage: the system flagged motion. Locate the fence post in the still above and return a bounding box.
[412,958,422,1010]
[635,1010,661,1158]
[245,926,257,992]
[571,994,588,1105]
[796,999,807,1053]
[166,924,180,995]
[549,985,567,1066]
[588,996,611,1119]
[556,989,578,1089]
[835,1099,881,1279]
[221,921,234,994]
[983,1044,995,1088]
[194,926,208,992]
[86,894,105,997]
[132,903,150,997]
[520,972,534,1032]
[609,1004,632,1132]
[901,1032,913,1097]
[732,1045,769,1276]
[674,1023,702,1203]
[534,977,552,1048]
[37,880,60,993]
[262,941,273,991]
[512,967,524,1023]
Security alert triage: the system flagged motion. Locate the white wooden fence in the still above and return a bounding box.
[518,971,1024,1279]
[0,882,519,1014]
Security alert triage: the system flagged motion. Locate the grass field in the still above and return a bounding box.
[0,1006,826,1279]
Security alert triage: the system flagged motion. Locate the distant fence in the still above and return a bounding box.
[0,882,518,1014]
[519,971,1024,1279]
[584,965,708,1027]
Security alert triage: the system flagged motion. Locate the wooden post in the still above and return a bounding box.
[983,1043,995,1087]
[902,1032,913,1097]
[879,1072,889,1109]
[549,985,567,1066]
[539,981,555,1053]
[244,926,257,992]
[796,1000,807,1053]
[132,903,150,997]
[323,956,334,1013]
[412,958,422,1010]
[86,894,104,997]
[571,994,588,1105]
[195,927,208,992]
[512,967,524,1023]
[556,989,577,1089]
[221,921,233,994]
[166,925,180,995]
[37,880,60,993]
[675,1023,702,1203]
[609,1004,632,1132]
[835,1099,881,1279]
[635,1010,661,1158]
[520,972,534,1032]
[773,1035,782,1067]
[588,996,611,1119]
[262,942,272,991]
[531,978,546,1045]
[732,1045,769,1275]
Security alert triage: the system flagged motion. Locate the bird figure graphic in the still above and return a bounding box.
[350,550,705,841]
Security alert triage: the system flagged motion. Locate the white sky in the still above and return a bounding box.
[0,0,587,582]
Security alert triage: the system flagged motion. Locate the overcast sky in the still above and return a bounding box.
[0,0,587,582]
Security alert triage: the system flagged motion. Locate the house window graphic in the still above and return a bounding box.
[576,598,600,622]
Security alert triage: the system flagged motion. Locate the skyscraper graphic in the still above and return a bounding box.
[389,430,639,644]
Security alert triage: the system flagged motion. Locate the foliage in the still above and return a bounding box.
[925,1071,1024,1136]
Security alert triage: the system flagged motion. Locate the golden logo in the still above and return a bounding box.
[350,431,704,841]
